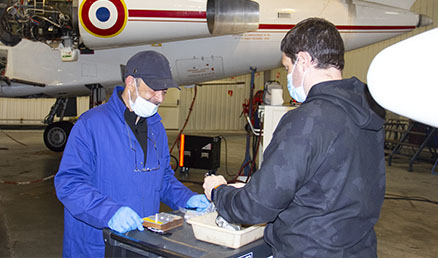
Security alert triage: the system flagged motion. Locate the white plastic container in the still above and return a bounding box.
[187,212,265,249]
[270,88,284,106]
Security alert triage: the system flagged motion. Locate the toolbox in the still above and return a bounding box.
[179,135,221,174]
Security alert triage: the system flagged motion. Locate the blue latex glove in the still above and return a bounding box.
[108,206,144,233]
[185,194,210,212]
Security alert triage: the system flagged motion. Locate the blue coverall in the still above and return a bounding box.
[55,86,195,257]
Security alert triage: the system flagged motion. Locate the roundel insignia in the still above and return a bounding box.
[79,0,128,38]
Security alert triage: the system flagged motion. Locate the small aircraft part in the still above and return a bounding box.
[215,215,241,231]
[142,213,183,232]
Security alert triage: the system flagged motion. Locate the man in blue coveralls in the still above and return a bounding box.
[55,51,209,257]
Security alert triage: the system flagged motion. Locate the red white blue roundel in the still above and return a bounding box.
[79,0,127,38]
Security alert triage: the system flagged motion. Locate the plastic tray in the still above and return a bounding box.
[187,211,265,249]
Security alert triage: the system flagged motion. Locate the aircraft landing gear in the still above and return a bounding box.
[42,86,105,152]
[43,121,73,152]
[43,97,74,152]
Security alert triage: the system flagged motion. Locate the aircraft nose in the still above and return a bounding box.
[417,15,433,27]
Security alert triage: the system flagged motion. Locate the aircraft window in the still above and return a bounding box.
[278,12,291,19]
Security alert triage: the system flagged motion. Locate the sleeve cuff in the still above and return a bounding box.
[211,184,224,202]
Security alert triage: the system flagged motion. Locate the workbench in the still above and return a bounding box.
[103,218,272,258]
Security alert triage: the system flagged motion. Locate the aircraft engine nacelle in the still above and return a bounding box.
[207,0,259,35]
[0,0,259,50]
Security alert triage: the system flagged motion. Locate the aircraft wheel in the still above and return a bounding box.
[43,121,73,152]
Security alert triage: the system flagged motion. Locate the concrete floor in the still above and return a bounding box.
[0,129,437,258]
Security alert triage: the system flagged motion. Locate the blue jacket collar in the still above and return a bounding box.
[109,86,162,125]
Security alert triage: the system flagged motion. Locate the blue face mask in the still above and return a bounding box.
[287,58,308,103]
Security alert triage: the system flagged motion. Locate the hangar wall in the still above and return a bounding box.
[0,0,436,131]
[0,97,89,125]
[178,72,266,131]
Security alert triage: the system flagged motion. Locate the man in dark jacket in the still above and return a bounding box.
[203,18,386,257]
[55,51,209,257]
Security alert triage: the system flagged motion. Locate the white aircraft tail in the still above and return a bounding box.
[363,0,416,10]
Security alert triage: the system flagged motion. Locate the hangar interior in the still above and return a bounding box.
[1,0,438,257]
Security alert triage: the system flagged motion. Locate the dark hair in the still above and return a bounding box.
[281,18,345,70]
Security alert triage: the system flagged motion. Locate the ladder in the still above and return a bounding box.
[386,120,438,172]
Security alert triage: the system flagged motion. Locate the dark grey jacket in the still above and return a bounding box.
[214,77,386,258]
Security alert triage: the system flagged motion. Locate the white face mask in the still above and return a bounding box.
[128,80,159,118]
[287,58,308,103]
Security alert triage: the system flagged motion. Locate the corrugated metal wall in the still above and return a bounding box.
[0,97,89,125]
[1,0,436,129]
[179,72,266,131]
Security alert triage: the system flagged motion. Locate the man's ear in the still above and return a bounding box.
[125,76,136,89]
[296,51,313,71]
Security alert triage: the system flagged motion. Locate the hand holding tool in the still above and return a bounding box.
[203,175,227,201]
